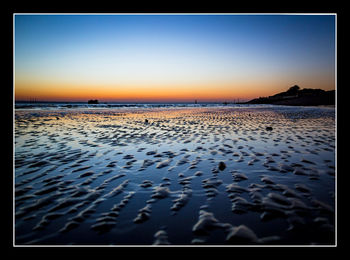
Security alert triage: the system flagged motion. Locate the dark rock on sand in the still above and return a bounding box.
[218,161,226,171]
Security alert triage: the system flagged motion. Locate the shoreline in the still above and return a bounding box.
[14,103,336,112]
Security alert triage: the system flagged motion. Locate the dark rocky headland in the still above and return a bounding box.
[245,85,335,106]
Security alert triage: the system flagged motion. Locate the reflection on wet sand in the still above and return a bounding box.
[15,107,335,245]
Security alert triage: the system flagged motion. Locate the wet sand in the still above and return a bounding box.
[14,106,336,245]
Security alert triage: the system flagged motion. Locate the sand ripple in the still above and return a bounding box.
[15,107,335,245]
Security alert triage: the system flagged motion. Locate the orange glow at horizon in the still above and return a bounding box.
[14,82,280,102]
[15,76,335,102]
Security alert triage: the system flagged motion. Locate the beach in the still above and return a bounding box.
[14,105,336,245]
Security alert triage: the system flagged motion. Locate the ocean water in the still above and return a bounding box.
[15,101,277,110]
[14,105,336,246]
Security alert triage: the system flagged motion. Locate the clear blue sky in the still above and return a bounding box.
[15,14,336,102]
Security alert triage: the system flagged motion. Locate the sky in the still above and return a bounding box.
[14,14,336,102]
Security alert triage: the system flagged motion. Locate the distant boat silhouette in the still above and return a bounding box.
[88,99,99,104]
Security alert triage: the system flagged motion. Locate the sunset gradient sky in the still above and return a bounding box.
[14,14,336,102]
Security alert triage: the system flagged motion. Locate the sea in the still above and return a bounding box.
[15,101,337,110]
[15,101,253,109]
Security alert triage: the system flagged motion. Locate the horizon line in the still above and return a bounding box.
[14,99,248,103]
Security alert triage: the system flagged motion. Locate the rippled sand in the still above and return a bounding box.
[14,106,336,245]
